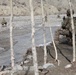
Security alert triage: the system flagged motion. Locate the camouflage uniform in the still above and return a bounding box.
[61,17,72,37]
[54,9,76,44]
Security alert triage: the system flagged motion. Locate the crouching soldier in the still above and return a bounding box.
[1,18,7,27]
[54,9,75,45]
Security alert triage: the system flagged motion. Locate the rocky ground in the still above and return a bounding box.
[0,0,76,16]
[0,36,76,75]
[21,42,76,75]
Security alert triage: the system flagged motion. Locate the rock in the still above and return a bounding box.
[34,4,58,15]
[39,69,49,75]
[65,64,72,69]
[38,66,43,71]
[21,60,29,65]
[38,66,49,75]
[5,67,11,70]
[22,66,29,70]
[13,64,23,71]
[0,5,30,16]
[27,55,32,60]
[0,65,6,71]
[43,63,55,69]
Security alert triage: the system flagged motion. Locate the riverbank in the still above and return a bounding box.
[0,42,76,75]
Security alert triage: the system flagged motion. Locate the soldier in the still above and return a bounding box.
[45,13,47,22]
[61,9,75,43]
[66,9,74,17]
[57,14,60,18]
[1,18,7,27]
[54,9,75,45]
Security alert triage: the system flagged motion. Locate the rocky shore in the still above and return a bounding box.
[0,0,76,16]
[0,41,76,75]
[0,5,58,16]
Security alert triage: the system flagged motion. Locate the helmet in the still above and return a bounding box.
[66,9,74,17]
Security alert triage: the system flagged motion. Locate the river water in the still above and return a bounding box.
[0,15,63,66]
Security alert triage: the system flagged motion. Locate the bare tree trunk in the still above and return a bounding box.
[45,0,58,61]
[50,27,58,61]
[41,0,47,64]
[10,0,15,69]
[29,0,39,75]
[69,0,76,62]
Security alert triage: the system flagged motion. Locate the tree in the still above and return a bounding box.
[45,0,59,63]
[10,0,15,69]
[68,0,76,62]
[50,27,58,61]
[41,0,47,64]
[29,0,39,75]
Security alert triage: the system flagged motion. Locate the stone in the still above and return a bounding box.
[13,64,23,71]
[43,63,55,69]
[65,64,72,69]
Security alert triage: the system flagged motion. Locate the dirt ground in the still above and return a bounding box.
[0,29,76,75]
[21,42,76,75]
